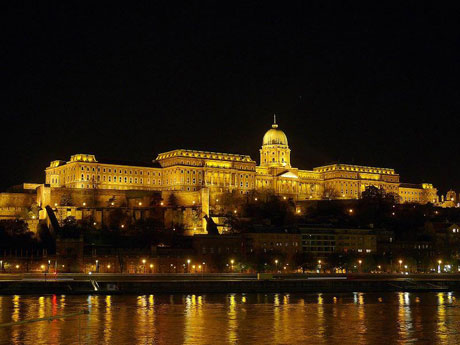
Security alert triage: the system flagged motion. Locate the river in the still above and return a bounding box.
[0,292,459,344]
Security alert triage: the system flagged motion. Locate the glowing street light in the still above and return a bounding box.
[398,260,403,272]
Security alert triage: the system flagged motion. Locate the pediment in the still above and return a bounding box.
[277,171,299,179]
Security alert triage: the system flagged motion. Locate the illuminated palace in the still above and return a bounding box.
[0,117,439,233]
[44,117,438,204]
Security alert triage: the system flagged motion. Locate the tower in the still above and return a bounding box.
[259,115,291,168]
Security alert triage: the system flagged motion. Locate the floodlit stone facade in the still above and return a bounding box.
[0,118,443,232]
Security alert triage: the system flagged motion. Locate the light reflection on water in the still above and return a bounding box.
[0,292,459,344]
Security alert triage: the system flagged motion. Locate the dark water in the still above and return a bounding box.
[0,292,459,344]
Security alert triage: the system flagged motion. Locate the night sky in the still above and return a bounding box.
[3,3,460,194]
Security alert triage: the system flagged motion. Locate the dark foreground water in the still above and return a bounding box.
[0,292,460,344]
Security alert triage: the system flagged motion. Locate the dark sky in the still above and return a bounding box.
[2,3,460,194]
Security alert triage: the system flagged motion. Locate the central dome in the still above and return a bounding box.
[262,118,288,146]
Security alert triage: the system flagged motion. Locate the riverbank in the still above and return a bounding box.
[0,273,459,294]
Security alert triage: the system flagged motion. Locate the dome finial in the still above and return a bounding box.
[272,114,278,128]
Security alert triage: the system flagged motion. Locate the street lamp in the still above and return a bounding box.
[150,264,153,273]
[398,260,403,272]
[358,260,362,272]
[230,259,234,272]
[142,259,146,273]
[275,259,279,272]
[438,260,442,273]
[187,259,191,273]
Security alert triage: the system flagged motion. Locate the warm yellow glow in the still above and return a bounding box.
[187,259,191,264]
[142,259,146,264]
[15,265,19,269]
[83,202,86,206]
[138,202,142,206]
[234,209,237,213]
[160,202,164,206]
[318,260,321,264]
[107,264,111,269]
[348,209,353,213]
[231,259,234,264]
[40,265,45,269]
[254,197,258,201]
[54,203,58,207]
[398,260,403,264]
[150,264,153,268]
[358,260,362,264]
[121,224,125,228]
[438,260,442,264]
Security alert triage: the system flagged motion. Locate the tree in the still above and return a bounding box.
[168,194,178,208]
[321,185,340,200]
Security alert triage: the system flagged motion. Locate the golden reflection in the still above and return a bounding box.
[103,296,112,344]
[397,292,413,343]
[228,294,238,344]
[38,296,45,318]
[378,297,383,303]
[12,295,20,322]
[437,292,447,343]
[184,295,205,345]
[317,293,325,338]
[36,296,47,343]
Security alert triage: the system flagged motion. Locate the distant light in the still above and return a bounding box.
[93,222,97,226]
[283,196,287,200]
[107,264,111,269]
[216,199,219,202]
[160,202,164,206]
[254,197,258,201]
[234,210,237,214]
[121,224,125,228]
[83,202,86,206]
[138,202,142,206]
[54,203,58,207]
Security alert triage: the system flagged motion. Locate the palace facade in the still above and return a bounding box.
[44,117,439,204]
[0,118,440,233]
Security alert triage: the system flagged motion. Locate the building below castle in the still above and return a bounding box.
[0,117,445,233]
